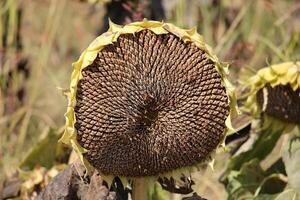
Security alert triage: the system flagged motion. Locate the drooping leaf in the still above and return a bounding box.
[226,159,288,200]
[282,137,300,197]
[227,128,284,173]
[226,159,265,200]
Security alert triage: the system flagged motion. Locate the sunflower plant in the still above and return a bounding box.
[222,62,300,200]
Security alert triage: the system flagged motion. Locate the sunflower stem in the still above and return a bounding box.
[132,178,148,200]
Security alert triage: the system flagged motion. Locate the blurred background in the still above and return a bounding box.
[0,0,300,199]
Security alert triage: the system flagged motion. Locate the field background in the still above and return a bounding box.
[1,0,300,199]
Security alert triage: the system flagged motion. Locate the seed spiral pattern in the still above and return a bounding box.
[257,84,300,124]
[74,30,229,177]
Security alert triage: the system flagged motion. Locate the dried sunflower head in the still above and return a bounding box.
[244,62,300,131]
[59,20,236,182]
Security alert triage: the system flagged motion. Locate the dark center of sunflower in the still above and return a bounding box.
[140,97,158,127]
[132,95,159,133]
[74,29,229,177]
[257,84,300,124]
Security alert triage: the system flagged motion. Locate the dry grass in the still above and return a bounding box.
[1,0,300,199]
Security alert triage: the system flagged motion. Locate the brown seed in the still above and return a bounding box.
[257,84,300,124]
[74,30,229,177]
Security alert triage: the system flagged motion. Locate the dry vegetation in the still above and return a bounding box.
[0,0,300,199]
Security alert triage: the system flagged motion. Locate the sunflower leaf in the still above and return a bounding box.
[282,137,300,196]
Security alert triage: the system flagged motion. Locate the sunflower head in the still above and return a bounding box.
[244,62,300,131]
[59,19,237,181]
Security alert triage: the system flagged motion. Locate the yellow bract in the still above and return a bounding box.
[59,19,237,179]
[243,62,300,131]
